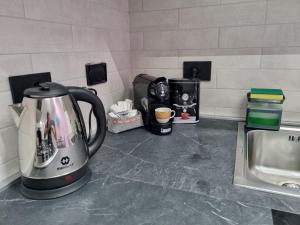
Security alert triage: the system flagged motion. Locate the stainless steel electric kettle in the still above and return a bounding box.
[9,82,106,199]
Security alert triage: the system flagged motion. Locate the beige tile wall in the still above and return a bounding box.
[0,0,130,188]
[131,55,300,123]
[129,0,300,123]
[130,0,300,54]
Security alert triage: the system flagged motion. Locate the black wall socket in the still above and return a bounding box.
[183,61,211,81]
[9,72,52,104]
[86,63,107,86]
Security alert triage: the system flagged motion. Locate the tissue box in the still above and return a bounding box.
[107,112,143,133]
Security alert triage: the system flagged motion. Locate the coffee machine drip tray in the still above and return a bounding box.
[150,121,172,135]
[173,116,198,124]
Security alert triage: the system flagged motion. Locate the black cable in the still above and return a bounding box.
[86,88,97,142]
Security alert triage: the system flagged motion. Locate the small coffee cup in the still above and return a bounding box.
[181,112,190,120]
[155,107,175,124]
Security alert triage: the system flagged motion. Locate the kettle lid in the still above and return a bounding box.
[24,82,68,98]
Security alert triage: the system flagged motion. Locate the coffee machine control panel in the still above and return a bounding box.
[181,93,189,101]
[149,82,169,102]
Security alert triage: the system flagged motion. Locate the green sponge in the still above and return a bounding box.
[251,88,283,96]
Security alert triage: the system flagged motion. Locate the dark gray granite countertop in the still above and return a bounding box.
[1,118,300,225]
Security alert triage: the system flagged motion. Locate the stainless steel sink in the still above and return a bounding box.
[234,123,300,197]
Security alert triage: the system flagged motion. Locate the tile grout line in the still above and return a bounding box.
[0,49,131,57]
[0,14,130,33]
[137,0,266,12]
[131,21,300,34]
[177,8,180,29]
[21,0,26,17]
[217,27,221,50]
[29,53,34,74]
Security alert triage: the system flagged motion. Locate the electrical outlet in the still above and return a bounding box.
[183,61,211,81]
[86,63,107,86]
[9,72,52,104]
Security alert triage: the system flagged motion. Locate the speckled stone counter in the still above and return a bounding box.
[0,119,300,225]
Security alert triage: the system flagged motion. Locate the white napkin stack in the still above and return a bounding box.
[109,99,138,118]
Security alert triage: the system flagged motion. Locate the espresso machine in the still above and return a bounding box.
[133,74,172,135]
[169,78,200,124]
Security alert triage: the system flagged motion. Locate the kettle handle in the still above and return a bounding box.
[67,87,106,158]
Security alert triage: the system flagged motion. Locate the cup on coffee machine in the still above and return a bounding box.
[155,107,175,124]
[181,112,190,120]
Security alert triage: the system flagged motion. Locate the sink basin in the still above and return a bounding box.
[234,123,300,197]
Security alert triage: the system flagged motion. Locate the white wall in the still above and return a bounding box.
[0,0,131,188]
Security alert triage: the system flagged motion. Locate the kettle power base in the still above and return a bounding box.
[20,169,91,200]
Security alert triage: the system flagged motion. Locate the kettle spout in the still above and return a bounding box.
[9,103,25,128]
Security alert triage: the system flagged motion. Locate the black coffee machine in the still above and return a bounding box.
[133,74,172,135]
